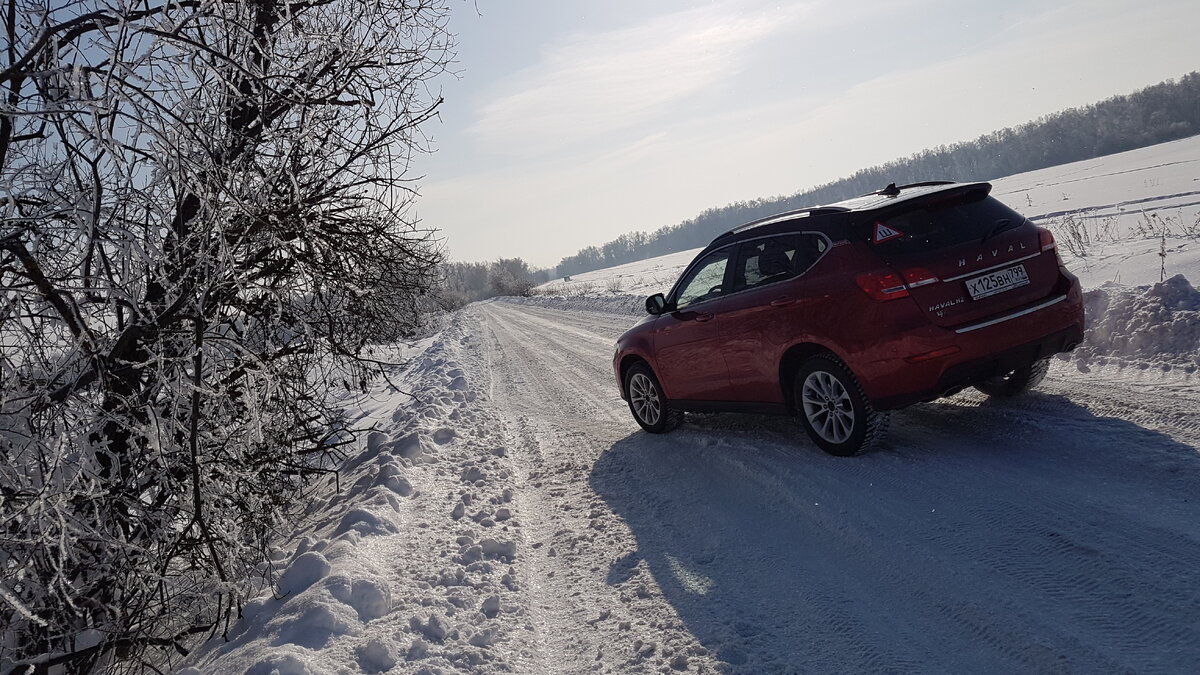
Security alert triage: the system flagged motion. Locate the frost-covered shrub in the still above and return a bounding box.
[0,0,451,671]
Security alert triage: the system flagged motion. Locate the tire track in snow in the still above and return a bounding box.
[471,302,718,673]
[949,363,1200,445]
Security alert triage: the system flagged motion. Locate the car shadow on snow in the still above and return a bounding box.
[590,397,1200,673]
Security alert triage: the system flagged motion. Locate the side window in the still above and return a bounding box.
[793,234,828,274]
[673,249,732,309]
[733,234,829,291]
[734,235,797,291]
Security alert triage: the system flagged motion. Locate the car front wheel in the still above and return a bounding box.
[625,363,682,433]
[795,355,888,456]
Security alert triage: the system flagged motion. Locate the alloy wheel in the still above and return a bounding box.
[628,372,662,426]
[801,370,855,444]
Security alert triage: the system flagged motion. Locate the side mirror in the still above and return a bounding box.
[645,293,667,315]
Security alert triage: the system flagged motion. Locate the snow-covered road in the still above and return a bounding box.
[469,299,1200,673]
[187,295,1200,675]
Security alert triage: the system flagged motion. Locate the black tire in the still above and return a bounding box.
[624,363,682,433]
[794,355,889,456]
[974,358,1051,397]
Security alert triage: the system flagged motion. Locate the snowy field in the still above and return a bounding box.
[181,138,1200,674]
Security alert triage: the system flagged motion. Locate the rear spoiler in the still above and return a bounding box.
[858,182,993,215]
[848,182,994,241]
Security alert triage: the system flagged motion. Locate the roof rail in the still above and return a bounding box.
[895,180,957,189]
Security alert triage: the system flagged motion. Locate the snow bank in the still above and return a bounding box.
[182,312,530,674]
[498,293,644,316]
[1071,274,1200,372]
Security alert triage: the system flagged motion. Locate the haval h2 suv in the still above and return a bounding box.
[613,181,1084,456]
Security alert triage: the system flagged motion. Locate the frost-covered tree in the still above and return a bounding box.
[0,0,450,671]
[488,257,533,297]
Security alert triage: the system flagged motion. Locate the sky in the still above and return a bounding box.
[412,0,1200,269]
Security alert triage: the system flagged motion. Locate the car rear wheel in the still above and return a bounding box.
[974,357,1051,397]
[625,363,682,433]
[795,355,888,456]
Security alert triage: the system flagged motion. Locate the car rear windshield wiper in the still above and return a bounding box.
[980,218,1019,244]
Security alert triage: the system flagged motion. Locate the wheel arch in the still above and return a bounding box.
[617,354,651,400]
[779,342,840,413]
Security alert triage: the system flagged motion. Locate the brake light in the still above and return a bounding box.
[855,270,910,301]
[855,267,942,301]
[1037,227,1056,252]
[1036,226,1066,265]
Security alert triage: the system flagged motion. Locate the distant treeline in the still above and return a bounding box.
[555,71,1200,277]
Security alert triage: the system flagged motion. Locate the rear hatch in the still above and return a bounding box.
[862,186,1060,328]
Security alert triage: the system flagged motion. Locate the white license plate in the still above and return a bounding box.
[966,264,1029,300]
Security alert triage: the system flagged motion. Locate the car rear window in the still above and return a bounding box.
[870,193,1025,255]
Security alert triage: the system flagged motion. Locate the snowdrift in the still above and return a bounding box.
[1074,274,1200,372]
[181,314,522,673]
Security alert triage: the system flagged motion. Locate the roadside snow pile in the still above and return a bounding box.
[1072,274,1200,372]
[181,312,532,674]
[500,293,643,315]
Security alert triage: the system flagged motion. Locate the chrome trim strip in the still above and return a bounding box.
[942,251,1042,282]
[954,295,1067,334]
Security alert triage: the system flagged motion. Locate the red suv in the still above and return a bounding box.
[613,181,1084,455]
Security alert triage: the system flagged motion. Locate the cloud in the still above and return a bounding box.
[426,0,1200,266]
[467,2,811,155]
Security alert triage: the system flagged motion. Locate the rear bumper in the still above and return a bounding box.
[951,294,1070,334]
[872,323,1082,410]
[862,274,1085,410]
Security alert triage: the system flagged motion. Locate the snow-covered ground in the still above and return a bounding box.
[182,138,1200,674]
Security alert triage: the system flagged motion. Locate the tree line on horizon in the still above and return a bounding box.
[439,259,553,306]
[553,71,1200,278]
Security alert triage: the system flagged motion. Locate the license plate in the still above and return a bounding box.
[966,264,1029,300]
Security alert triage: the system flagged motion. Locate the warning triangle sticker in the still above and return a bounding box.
[874,222,904,243]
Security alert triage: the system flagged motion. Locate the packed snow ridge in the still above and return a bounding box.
[182,317,525,674]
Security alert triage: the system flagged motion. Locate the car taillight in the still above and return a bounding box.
[1037,227,1056,252]
[1036,226,1066,264]
[855,267,941,301]
[855,270,910,301]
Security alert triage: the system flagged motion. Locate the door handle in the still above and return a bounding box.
[694,312,715,322]
[770,297,796,307]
